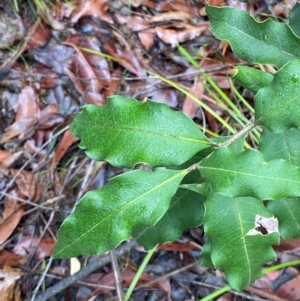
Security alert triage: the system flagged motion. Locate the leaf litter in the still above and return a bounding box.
[0,0,298,300]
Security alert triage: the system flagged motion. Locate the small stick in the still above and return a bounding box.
[33,240,137,301]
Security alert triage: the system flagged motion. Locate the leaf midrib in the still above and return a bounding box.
[84,124,211,144]
[200,166,300,184]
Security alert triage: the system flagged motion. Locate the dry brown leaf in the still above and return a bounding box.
[51,129,79,168]
[126,16,154,50]
[0,266,22,301]
[15,86,40,122]
[0,190,25,244]
[158,241,198,252]
[155,22,209,47]
[182,82,204,119]
[150,11,190,23]
[0,151,23,176]
[70,0,112,24]
[10,169,36,200]
[150,89,180,108]
[13,236,55,259]
[104,43,147,77]
[0,117,37,144]
[24,22,51,51]
[0,151,14,164]
[275,275,300,301]
[0,250,27,268]
[155,0,200,15]
[63,35,111,103]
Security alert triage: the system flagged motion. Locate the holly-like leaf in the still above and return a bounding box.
[267,198,300,241]
[136,189,205,250]
[205,193,279,290]
[259,128,300,166]
[289,3,300,38]
[232,66,273,93]
[199,147,300,200]
[206,4,300,68]
[70,96,211,168]
[255,59,300,132]
[53,168,187,258]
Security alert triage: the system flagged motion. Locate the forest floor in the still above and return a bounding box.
[0,0,300,300]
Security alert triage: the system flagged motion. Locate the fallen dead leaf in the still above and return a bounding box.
[13,236,55,259]
[0,117,37,144]
[0,250,27,268]
[0,266,22,301]
[275,274,300,301]
[0,190,25,244]
[0,150,10,163]
[70,0,112,24]
[10,169,36,200]
[15,86,40,121]
[150,11,190,23]
[182,82,204,118]
[51,129,79,169]
[155,22,209,47]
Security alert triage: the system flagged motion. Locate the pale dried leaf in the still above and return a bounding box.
[0,266,22,300]
[155,23,209,47]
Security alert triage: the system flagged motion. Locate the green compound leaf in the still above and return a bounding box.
[289,3,300,38]
[199,147,300,200]
[136,189,205,250]
[205,193,279,291]
[255,59,300,132]
[53,168,187,258]
[206,4,300,68]
[259,128,300,166]
[70,95,211,168]
[267,198,300,241]
[232,66,274,93]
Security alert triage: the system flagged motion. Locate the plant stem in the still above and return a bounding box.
[124,246,157,301]
[216,119,256,148]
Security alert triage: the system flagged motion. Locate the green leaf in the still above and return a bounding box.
[136,189,205,250]
[255,59,300,132]
[199,147,300,200]
[206,4,300,68]
[211,135,246,154]
[53,168,187,258]
[70,96,211,168]
[267,198,300,241]
[171,148,213,185]
[201,240,214,268]
[232,66,274,93]
[289,3,300,38]
[180,182,210,196]
[205,193,279,290]
[259,128,300,166]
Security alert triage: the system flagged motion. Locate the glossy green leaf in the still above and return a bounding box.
[205,193,279,290]
[206,4,300,68]
[289,3,300,38]
[259,128,300,166]
[255,59,300,132]
[267,198,300,241]
[136,189,205,250]
[70,96,211,168]
[201,240,214,268]
[199,147,300,200]
[53,168,187,258]
[232,66,273,93]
